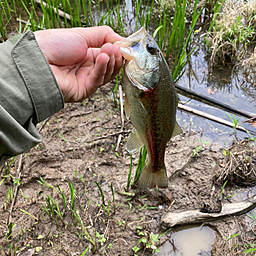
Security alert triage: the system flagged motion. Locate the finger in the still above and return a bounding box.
[100,43,115,83]
[85,53,109,96]
[109,44,123,80]
[75,26,125,48]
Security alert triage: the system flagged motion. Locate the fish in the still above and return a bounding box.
[116,27,182,189]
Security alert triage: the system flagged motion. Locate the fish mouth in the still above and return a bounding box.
[115,27,155,90]
[115,27,154,71]
[115,27,146,62]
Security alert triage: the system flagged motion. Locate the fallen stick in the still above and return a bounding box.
[242,116,256,123]
[35,0,71,20]
[175,84,255,119]
[178,103,256,136]
[88,130,130,143]
[35,0,86,24]
[116,84,125,152]
[162,194,256,228]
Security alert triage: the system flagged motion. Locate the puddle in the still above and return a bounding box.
[156,225,215,256]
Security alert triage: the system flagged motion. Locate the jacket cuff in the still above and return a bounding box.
[11,30,64,123]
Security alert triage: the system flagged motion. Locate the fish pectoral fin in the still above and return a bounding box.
[125,130,144,154]
[124,94,130,119]
[171,121,183,138]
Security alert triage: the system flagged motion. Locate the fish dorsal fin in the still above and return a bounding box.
[171,121,183,138]
[124,95,130,119]
[126,130,144,154]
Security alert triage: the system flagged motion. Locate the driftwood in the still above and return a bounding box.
[178,103,256,136]
[162,194,256,228]
[35,0,86,24]
[175,84,255,119]
[35,0,71,21]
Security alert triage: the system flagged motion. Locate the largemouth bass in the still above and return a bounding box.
[116,27,182,189]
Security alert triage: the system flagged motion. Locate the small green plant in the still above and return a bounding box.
[2,241,18,256]
[38,178,96,253]
[132,231,170,255]
[95,231,106,246]
[132,146,147,186]
[191,139,210,157]
[42,195,64,226]
[243,211,256,254]
[226,113,240,134]
[20,208,38,222]
[219,180,228,198]
[95,181,116,217]
[6,222,16,240]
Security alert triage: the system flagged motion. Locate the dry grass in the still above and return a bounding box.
[206,0,256,66]
[217,138,256,186]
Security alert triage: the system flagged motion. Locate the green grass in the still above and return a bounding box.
[38,177,97,253]
[243,211,256,254]
[205,0,256,65]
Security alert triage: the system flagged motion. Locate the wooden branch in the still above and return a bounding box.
[119,84,125,128]
[116,85,125,152]
[242,116,256,123]
[35,0,71,21]
[178,103,256,136]
[88,130,130,143]
[175,84,255,119]
[162,194,256,228]
[35,0,86,25]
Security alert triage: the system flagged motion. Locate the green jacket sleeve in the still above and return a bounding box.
[0,31,64,165]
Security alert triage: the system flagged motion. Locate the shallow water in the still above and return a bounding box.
[156,225,215,256]
[177,43,256,148]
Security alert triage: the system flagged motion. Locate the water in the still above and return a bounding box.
[177,42,256,148]
[156,225,215,256]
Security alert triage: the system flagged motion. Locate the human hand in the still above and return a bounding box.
[34,26,124,103]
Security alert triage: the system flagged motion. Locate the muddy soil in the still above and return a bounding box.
[0,82,255,256]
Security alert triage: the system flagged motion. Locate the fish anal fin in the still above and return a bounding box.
[138,165,168,189]
[125,130,144,154]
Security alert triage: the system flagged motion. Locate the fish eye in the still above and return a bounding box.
[146,44,156,54]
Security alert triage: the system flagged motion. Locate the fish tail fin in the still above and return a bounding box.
[137,164,168,189]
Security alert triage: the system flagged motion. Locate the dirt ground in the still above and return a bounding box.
[0,81,255,256]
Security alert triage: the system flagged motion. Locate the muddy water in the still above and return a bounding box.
[156,225,215,256]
